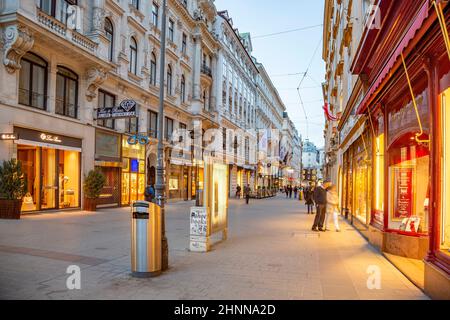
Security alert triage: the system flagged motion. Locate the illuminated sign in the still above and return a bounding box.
[0,133,18,140]
[96,99,137,119]
[40,133,62,143]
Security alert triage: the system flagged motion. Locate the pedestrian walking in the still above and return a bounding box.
[324,184,341,232]
[144,184,155,203]
[304,186,315,214]
[312,180,330,231]
[285,186,289,198]
[244,184,251,205]
[236,185,241,198]
[289,185,293,198]
[293,186,298,199]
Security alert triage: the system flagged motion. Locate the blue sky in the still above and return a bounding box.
[215,0,325,148]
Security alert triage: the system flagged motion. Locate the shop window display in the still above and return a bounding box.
[18,145,80,211]
[388,143,429,234]
[121,136,145,205]
[387,83,430,234]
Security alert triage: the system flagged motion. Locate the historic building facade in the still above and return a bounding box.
[214,10,258,198]
[0,0,300,209]
[254,60,286,193]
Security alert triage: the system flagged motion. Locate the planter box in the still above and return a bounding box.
[0,199,22,219]
[83,198,97,212]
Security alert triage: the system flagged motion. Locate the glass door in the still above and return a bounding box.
[41,148,57,210]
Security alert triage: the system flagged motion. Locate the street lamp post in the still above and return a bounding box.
[156,0,168,271]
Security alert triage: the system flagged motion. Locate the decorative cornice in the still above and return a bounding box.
[2,24,34,74]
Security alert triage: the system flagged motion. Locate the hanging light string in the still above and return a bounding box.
[400,52,430,144]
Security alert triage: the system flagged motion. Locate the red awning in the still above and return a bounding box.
[356,1,429,115]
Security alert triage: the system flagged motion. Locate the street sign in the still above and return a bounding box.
[96,99,137,119]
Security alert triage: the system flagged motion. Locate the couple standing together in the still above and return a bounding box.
[311,180,341,232]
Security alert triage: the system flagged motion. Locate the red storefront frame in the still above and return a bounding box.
[352,0,450,277]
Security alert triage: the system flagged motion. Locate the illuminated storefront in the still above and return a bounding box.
[14,127,81,212]
[121,135,145,205]
[344,0,450,298]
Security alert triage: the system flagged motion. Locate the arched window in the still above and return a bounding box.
[167,65,172,95]
[56,66,78,118]
[105,18,114,62]
[129,37,138,74]
[150,52,157,86]
[19,52,47,110]
[180,75,186,103]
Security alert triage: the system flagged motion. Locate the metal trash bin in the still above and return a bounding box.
[131,201,161,277]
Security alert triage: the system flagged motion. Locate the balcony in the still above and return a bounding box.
[36,9,98,54]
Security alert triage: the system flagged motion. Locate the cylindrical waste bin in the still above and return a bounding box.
[131,201,161,277]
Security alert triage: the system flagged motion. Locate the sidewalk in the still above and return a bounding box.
[0,196,428,299]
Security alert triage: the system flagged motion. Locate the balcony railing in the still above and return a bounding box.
[36,9,98,54]
[201,64,212,77]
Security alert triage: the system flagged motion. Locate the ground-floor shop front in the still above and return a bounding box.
[13,126,82,212]
[345,3,450,298]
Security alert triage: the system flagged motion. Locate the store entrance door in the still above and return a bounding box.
[41,148,58,210]
[97,167,120,207]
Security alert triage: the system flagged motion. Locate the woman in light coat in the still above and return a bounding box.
[325,184,341,232]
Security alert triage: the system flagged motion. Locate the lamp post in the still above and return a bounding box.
[156,0,168,271]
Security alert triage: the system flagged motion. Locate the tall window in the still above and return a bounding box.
[105,18,114,62]
[179,122,187,144]
[129,37,138,75]
[165,117,174,141]
[150,52,157,86]
[131,0,139,10]
[125,117,139,133]
[19,52,47,110]
[152,2,159,27]
[180,75,186,103]
[168,19,174,42]
[40,0,77,24]
[55,66,78,118]
[97,90,115,129]
[167,65,173,95]
[181,33,187,55]
[148,110,158,138]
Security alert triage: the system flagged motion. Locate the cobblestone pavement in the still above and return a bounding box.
[0,195,428,300]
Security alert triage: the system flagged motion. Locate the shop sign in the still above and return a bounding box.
[95,130,121,160]
[40,133,62,143]
[393,167,414,219]
[0,133,18,140]
[13,127,82,148]
[96,99,137,119]
[127,133,149,146]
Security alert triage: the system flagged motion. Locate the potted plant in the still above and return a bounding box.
[0,159,28,219]
[83,169,106,212]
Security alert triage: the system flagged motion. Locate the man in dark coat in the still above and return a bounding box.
[304,186,315,214]
[312,180,331,231]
